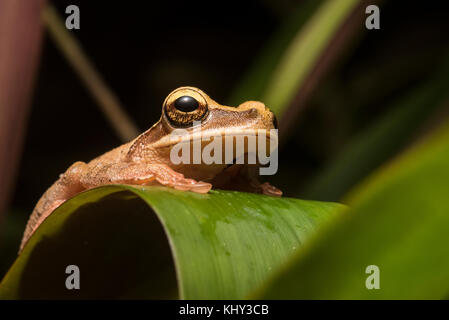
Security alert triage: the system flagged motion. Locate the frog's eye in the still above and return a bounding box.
[163,88,208,127]
[174,96,199,112]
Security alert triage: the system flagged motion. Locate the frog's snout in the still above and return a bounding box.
[237,101,278,129]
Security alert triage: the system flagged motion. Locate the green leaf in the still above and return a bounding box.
[255,119,449,299]
[0,186,342,299]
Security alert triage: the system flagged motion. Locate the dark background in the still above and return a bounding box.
[2,0,449,277]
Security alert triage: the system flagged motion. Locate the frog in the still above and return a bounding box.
[20,87,281,251]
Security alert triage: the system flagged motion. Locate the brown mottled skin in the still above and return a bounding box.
[20,87,281,252]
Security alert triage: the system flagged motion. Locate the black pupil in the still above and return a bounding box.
[174,96,199,112]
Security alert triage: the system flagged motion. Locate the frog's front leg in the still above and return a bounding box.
[20,161,211,252]
[80,162,212,193]
[20,161,89,251]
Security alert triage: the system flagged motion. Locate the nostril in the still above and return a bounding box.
[273,114,278,129]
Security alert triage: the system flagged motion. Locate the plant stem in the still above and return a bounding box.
[43,4,139,142]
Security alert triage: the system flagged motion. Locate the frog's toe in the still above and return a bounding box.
[174,181,212,193]
[260,182,282,197]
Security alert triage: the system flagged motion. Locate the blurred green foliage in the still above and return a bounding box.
[256,117,449,299]
[228,0,325,106]
[304,49,449,201]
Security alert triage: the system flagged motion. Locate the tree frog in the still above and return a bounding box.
[20,87,281,251]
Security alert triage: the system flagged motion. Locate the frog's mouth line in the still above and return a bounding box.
[160,128,278,170]
[153,128,278,149]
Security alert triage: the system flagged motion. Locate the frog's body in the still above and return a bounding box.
[20,87,281,251]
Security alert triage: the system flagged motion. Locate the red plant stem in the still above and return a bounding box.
[0,0,46,227]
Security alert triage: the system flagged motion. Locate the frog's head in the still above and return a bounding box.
[128,87,278,181]
[161,86,277,132]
